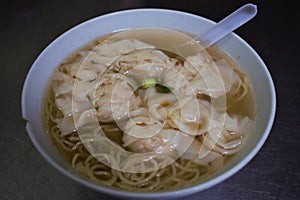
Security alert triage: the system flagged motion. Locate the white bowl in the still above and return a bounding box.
[21,9,276,199]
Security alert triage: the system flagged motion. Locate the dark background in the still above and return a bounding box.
[1,0,299,199]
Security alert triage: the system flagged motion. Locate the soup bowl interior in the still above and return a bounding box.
[21,9,276,199]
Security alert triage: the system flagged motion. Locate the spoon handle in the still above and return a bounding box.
[195,3,257,48]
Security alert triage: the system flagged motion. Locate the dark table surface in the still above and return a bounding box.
[1,0,299,199]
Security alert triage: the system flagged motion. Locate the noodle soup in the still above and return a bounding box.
[42,28,255,192]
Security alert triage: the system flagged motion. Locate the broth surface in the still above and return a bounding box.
[42,28,255,192]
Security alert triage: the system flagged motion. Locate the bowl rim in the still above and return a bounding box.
[21,8,276,199]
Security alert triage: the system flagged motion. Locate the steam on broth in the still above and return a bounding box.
[42,28,255,192]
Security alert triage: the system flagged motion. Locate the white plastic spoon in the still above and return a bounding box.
[194,3,257,48]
